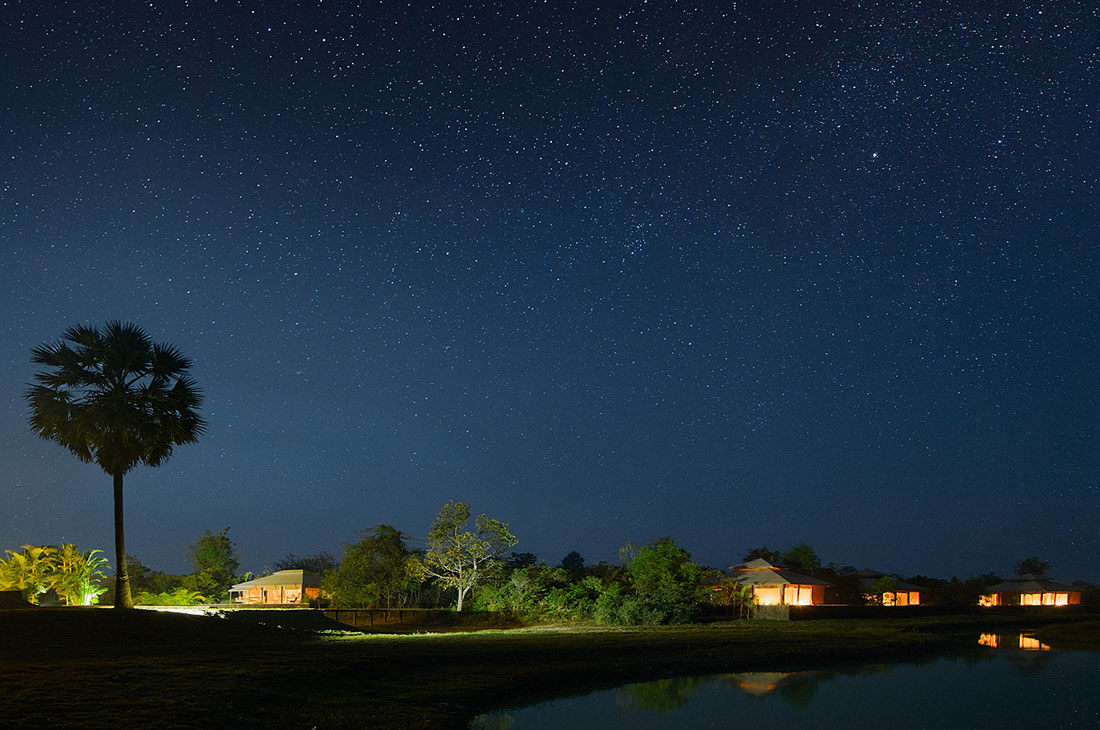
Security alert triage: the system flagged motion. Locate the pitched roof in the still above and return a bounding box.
[729,558,786,571]
[727,558,832,587]
[856,569,925,592]
[984,575,1078,594]
[230,569,322,591]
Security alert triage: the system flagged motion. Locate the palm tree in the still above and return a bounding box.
[26,322,206,609]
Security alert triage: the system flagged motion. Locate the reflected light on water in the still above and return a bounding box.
[727,672,792,696]
[978,633,1051,651]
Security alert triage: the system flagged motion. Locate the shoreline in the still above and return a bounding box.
[3,609,1097,729]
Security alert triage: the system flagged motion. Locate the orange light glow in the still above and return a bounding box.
[979,633,1051,651]
[1018,635,1051,651]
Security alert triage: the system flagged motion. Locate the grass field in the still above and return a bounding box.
[2,608,1096,729]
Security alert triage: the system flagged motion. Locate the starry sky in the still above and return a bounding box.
[2,1,1097,582]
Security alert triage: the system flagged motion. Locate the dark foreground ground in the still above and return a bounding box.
[1,608,1097,730]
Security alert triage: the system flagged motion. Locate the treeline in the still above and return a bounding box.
[8,502,1098,619]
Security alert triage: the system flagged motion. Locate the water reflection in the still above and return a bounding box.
[610,670,831,714]
[978,632,1051,651]
[615,675,712,713]
[470,640,1100,730]
[724,670,822,707]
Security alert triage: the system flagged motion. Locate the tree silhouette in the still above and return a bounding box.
[1014,556,1050,577]
[26,322,205,608]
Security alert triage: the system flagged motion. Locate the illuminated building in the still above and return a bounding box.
[727,558,831,606]
[978,574,1081,607]
[855,569,925,606]
[229,569,323,605]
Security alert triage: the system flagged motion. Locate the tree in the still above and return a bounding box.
[505,552,537,570]
[183,528,240,602]
[26,322,205,609]
[419,501,517,611]
[627,537,709,624]
[742,546,781,563]
[124,555,183,596]
[1015,556,1050,577]
[560,550,585,575]
[780,542,821,575]
[325,525,419,608]
[869,575,899,605]
[272,552,339,574]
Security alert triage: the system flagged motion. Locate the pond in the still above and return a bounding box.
[470,634,1100,729]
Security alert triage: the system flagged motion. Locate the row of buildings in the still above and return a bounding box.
[227,559,1084,608]
[729,558,1083,607]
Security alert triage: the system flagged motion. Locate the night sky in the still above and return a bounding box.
[2,2,1097,583]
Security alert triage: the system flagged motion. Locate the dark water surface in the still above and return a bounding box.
[470,634,1100,729]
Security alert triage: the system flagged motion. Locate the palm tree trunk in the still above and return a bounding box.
[113,472,134,609]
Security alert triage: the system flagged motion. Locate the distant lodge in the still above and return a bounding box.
[229,570,322,605]
[978,575,1082,607]
[727,559,831,606]
[854,569,925,606]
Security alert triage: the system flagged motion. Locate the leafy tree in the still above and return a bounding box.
[742,546,781,563]
[124,555,183,596]
[325,525,419,608]
[183,528,240,602]
[618,539,639,565]
[560,551,585,574]
[272,551,339,574]
[504,552,537,569]
[543,575,604,618]
[1015,556,1050,577]
[419,501,517,611]
[939,573,1001,607]
[868,575,899,605]
[26,322,205,608]
[780,542,821,575]
[627,537,709,624]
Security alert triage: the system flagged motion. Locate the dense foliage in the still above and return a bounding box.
[324,525,420,608]
[0,544,110,605]
[182,528,241,602]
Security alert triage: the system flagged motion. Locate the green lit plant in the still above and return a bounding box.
[0,545,57,602]
[0,543,110,605]
[51,544,110,605]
